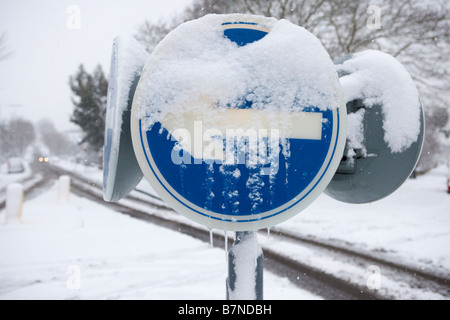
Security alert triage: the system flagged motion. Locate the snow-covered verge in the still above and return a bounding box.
[50,159,103,186]
[0,182,319,300]
[54,159,450,277]
[52,158,158,198]
[279,165,450,276]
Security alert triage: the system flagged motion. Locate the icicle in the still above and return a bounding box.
[224,230,228,262]
[281,138,291,184]
[204,162,215,210]
[267,227,271,239]
[209,228,214,247]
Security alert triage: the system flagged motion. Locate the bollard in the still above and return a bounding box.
[5,183,24,224]
[58,175,71,203]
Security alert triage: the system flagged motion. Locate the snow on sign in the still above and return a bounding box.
[131,14,347,231]
[325,50,424,204]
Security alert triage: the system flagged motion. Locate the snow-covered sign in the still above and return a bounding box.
[325,51,424,204]
[131,14,347,231]
[103,35,149,202]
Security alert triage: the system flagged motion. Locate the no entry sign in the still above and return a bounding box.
[131,14,347,231]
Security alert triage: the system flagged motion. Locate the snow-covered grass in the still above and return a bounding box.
[1,160,447,299]
[50,159,103,185]
[0,182,319,300]
[279,165,450,276]
[53,158,450,277]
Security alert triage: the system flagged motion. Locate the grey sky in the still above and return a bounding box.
[0,0,193,131]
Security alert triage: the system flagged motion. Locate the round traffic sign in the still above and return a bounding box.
[103,35,149,202]
[131,14,347,231]
[325,51,425,203]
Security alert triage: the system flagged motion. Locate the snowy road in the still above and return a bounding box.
[0,179,318,300]
[0,161,449,300]
[63,161,450,299]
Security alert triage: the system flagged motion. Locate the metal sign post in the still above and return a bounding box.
[226,231,264,300]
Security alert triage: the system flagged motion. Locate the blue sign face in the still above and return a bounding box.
[131,18,347,231]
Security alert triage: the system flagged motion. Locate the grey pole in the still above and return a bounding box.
[226,231,264,300]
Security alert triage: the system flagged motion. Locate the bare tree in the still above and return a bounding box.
[320,0,450,171]
[135,21,176,54]
[0,118,35,161]
[321,1,449,99]
[36,119,77,157]
[135,0,450,171]
[135,0,247,53]
[242,0,328,33]
[136,0,449,71]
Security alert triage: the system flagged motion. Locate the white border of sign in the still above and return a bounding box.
[103,35,149,202]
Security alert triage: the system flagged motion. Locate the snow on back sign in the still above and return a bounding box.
[131,14,347,231]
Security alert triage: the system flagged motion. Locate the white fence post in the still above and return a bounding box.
[58,176,71,204]
[5,183,24,224]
